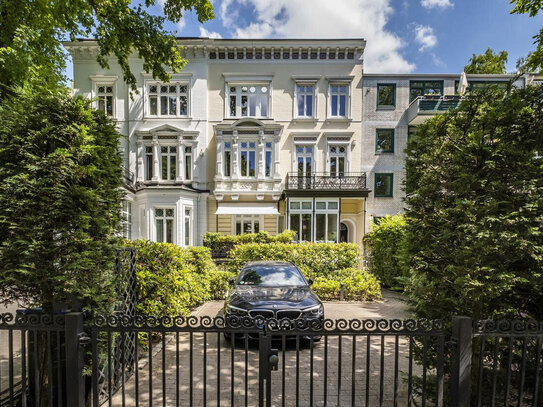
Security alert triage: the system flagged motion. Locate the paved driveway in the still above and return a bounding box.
[110,291,432,407]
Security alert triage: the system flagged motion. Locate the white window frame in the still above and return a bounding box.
[184,145,193,181]
[239,140,257,178]
[183,206,193,246]
[145,81,190,118]
[294,81,317,119]
[225,82,272,118]
[94,82,115,117]
[154,207,175,243]
[144,146,154,181]
[159,144,177,181]
[327,81,351,119]
[264,141,273,178]
[288,199,313,242]
[295,145,315,176]
[314,199,340,243]
[223,141,232,177]
[233,214,261,235]
[327,142,350,175]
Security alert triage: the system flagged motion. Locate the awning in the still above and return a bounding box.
[215,203,279,215]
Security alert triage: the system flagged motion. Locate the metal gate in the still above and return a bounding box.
[90,316,448,407]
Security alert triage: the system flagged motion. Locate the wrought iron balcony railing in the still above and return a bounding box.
[285,172,368,191]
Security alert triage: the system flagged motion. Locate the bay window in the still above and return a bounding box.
[155,208,174,243]
[147,82,189,117]
[227,84,270,118]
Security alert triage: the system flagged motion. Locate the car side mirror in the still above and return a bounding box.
[308,278,314,286]
[228,278,235,286]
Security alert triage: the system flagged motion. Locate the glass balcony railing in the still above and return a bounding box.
[407,95,462,125]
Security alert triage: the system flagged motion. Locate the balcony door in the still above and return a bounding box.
[296,145,313,189]
[329,145,347,177]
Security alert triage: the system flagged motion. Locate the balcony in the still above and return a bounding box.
[284,172,370,197]
[407,95,462,125]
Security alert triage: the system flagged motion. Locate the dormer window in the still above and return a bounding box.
[147,82,189,117]
[227,84,270,118]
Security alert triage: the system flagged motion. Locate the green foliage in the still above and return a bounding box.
[203,230,296,246]
[510,1,543,72]
[310,269,382,301]
[464,48,508,74]
[0,0,214,95]
[0,87,122,312]
[123,240,227,316]
[227,242,362,276]
[404,86,543,321]
[363,214,409,289]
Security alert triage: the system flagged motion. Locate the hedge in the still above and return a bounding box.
[363,214,409,289]
[203,230,296,246]
[311,268,381,301]
[227,242,362,276]
[122,240,234,317]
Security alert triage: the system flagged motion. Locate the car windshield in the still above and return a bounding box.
[237,265,307,287]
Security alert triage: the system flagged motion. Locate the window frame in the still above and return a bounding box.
[374,173,394,198]
[145,80,190,118]
[223,141,232,177]
[327,82,351,119]
[144,146,154,181]
[376,83,396,109]
[375,129,395,154]
[409,80,444,103]
[239,141,257,178]
[328,144,349,175]
[154,207,175,243]
[184,145,193,181]
[183,206,193,246]
[226,82,271,119]
[233,214,261,235]
[314,199,340,243]
[294,82,317,119]
[94,82,115,117]
[160,145,177,181]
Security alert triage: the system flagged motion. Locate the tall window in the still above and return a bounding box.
[184,207,192,246]
[227,84,269,118]
[148,82,188,117]
[184,146,192,180]
[329,145,347,176]
[96,84,114,117]
[329,83,349,117]
[296,146,313,177]
[121,201,132,239]
[145,146,153,181]
[289,200,313,242]
[265,142,273,177]
[160,146,177,181]
[409,81,443,102]
[240,142,256,177]
[155,208,174,243]
[377,84,396,108]
[374,173,394,197]
[235,215,260,234]
[296,84,314,117]
[224,142,232,177]
[375,129,394,154]
[315,200,339,243]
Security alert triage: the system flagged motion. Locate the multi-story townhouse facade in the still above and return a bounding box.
[65,39,212,246]
[361,73,526,231]
[205,39,369,246]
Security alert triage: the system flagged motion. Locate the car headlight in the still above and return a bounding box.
[303,304,324,317]
[226,304,249,316]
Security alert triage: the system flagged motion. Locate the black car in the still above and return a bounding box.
[223,261,324,339]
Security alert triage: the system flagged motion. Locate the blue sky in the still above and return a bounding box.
[66,0,543,79]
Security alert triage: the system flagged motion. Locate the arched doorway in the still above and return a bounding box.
[339,222,349,243]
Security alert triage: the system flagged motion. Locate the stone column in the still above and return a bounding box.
[273,130,281,178]
[176,134,184,182]
[152,135,159,182]
[216,131,224,178]
[257,129,265,180]
[231,130,239,179]
[136,135,144,182]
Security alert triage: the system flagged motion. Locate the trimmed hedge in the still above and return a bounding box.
[122,240,234,317]
[203,230,296,246]
[227,242,362,276]
[311,268,381,301]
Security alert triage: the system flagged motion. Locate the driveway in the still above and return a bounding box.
[110,290,426,407]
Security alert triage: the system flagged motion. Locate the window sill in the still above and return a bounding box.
[376,106,396,111]
[325,117,352,123]
[375,151,394,155]
[293,117,318,123]
[144,116,192,120]
[225,117,272,120]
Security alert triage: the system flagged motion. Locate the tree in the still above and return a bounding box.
[463,48,508,74]
[0,0,214,95]
[404,85,543,321]
[0,86,124,312]
[511,0,543,72]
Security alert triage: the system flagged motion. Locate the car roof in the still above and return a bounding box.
[242,261,296,268]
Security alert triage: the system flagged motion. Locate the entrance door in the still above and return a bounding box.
[296,145,313,188]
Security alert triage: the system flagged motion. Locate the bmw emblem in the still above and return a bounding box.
[273,305,277,308]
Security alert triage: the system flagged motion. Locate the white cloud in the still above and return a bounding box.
[414,25,437,52]
[218,0,415,73]
[200,27,223,39]
[420,0,453,9]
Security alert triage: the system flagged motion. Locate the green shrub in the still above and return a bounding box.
[208,268,237,300]
[363,214,409,289]
[311,269,381,301]
[203,230,296,246]
[122,240,221,316]
[227,242,362,276]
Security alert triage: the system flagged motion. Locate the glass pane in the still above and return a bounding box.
[254,221,260,233]
[378,85,394,106]
[180,85,187,93]
[149,85,157,93]
[290,214,300,241]
[241,151,247,176]
[98,97,105,113]
[301,214,312,242]
[106,96,113,116]
[331,95,338,116]
[339,95,346,116]
[377,130,393,153]
[170,146,176,153]
[169,96,177,115]
[328,201,338,210]
[170,156,176,179]
[375,174,392,196]
[185,216,190,246]
[146,155,153,180]
[224,151,231,176]
[236,221,242,235]
[230,95,236,116]
[160,85,168,93]
[106,86,113,93]
[241,96,248,116]
[98,86,105,93]
[155,208,164,217]
[327,214,338,242]
[243,220,252,234]
[169,85,176,93]
[249,96,256,116]
[265,151,272,177]
[150,96,157,115]
[166,219,173,243]
[180,96,187,115]
[166,209,174,217]
[330,158,336,176]
[338,157,345,174]
[315,214,326,241]
[306,95,312,116]
[161,146,167,153]
[161,156,167,179]
[249,151,255,176]
[156,220,164,242]
[290,201,300,210]
[160,96,168,115]
[302,201,312,210]
[316,202,326,210]
[305,157,312,174]
[185,156,192,179]
[297,94,305,116]
[260,95,268,116]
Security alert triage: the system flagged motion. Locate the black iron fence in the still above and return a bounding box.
[1,313,542,406]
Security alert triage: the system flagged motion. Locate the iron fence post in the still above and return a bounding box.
[65,312,86,407]
[451,316,472,407]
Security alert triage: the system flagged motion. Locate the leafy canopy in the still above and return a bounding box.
[0,0,214,94]
[511,0,543,72]
[404,85,543,321]
[463,48,508,74]
[0,87,124,311]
